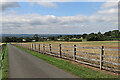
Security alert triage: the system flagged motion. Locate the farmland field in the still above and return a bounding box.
[33,41,119,48]
[16,41,120,72]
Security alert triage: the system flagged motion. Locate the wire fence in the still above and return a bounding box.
[13,43,120,72]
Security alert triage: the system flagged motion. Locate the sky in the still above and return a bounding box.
[1,0,118,34]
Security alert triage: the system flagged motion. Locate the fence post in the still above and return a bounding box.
[35,44,36,51]
[29,44,31,50]
[25,44,26,49]
[100,46,104,70]
[25,44,27,49]
[26,44,28,49]
[26,44,27,49]
[28,44,29,49]
[39,44,40,53]
[59,44,62,58]
[27,44,28,49]
[49,44,52,53]
[32,44,33,51]
[43,44,45,53]
[29,44,30,50]
[24,44,25,48]
[74,45,77,61]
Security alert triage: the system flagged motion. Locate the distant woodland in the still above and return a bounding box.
[2,30,120,42]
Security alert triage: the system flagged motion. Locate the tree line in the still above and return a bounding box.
[2,30,120,42]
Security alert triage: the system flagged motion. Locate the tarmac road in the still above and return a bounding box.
[8,44,76,78]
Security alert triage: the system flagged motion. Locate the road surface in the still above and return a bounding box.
[8,44,76,78]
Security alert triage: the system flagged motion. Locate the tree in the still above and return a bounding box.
[97,32,104,41]
[3,37,11,42]
[104,31,111,36]
[33,34,39,41]
[82,33,87,39]
[11,37,17,42]
[49,37,57,41]
[86,33,97,41]
[111,30,119,38]
[18,37,23,42]
[25,37,31,42]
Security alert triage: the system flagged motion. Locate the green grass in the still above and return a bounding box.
[82,39,87,42]
[1,44,8,80]
[15,45,119,79]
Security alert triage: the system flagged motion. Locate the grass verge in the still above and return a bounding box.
[2,44,8,80]
[15,45,119,79]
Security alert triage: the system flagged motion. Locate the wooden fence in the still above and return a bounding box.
[13,43,120,72]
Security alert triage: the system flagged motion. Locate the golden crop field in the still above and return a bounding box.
[18,41,119,72]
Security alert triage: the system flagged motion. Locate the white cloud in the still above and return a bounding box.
[0,2,20,10]
[1,1,118,34]
[1,0,57,10]
[3,13,116,27]
[2,14,88,26]
[2,9,118,34]
[101,2,118,9]
[95,2,118,24]
[28,1,57,8]
[35,2,57,8]
[98,8,118,14]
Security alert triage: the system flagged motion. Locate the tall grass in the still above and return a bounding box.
[2,44,8,80]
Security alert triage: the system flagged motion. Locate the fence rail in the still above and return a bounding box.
[13,43,120,72]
